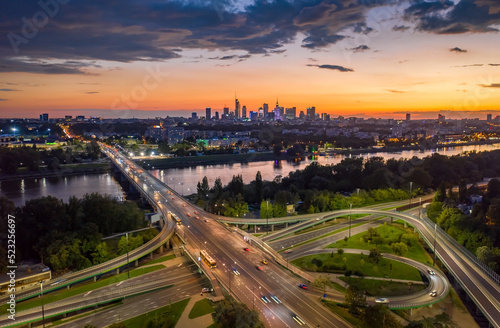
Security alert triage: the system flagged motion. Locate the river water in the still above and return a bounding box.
[2,143,499,206]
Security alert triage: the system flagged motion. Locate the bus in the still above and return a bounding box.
[171,213,181,225]
[200,250,216,268]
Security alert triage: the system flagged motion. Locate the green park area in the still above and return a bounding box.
[189,298,215,319]
[292,253,422,281]
[327,222,433,264]
[119,298,190,328]
[338,277,427,297]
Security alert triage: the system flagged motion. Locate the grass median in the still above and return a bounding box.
[120,297,190,328]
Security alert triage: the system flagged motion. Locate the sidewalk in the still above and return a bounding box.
[176,294,214,328]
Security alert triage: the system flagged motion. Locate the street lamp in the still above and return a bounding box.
[349,203,352,238]
[419,197,422,219]
[409,182,413,208]
[266,200,269,235]
[40,281,45,328]
[126,232,130,279]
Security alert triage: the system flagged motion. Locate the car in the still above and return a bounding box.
[292,314,305,326]
[375,298,389,303]
[284,249,293,254]
[260,295,270,303]
[182,203,186,207]
[269,294,281,304]
[298,284,308,290]
[186,213,191,217]
[261,259,268,265]
[172,197,175,200]
[204,219,209,222]
[427,269,435,275]
[429,290,437,297]
[201,288,213,293]
[194,211,199,214]
[256,266,263,271]
[244,248,250,252]
[195,216,200,219]
[232,268,240,275]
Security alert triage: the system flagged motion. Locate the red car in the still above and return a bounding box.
[244,248,250,252]
[194,211,199,214]
[186,213,191,217]
[298,284,308,290]
[256,266,263,271]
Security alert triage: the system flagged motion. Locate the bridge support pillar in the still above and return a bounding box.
[235,224,238,229]
[116,268,120,275]
[476,306,481,316]
[285,222,288,228]
[135,260,139,267]
[150,252,153,260]
[27,323,31,328]
[63,313,67,318]
[254,225,257,233]
[409,308,412,316]
[94,276,97,282]
[67,285,70,290]
[271,225,274,232]
[160,245,164,254]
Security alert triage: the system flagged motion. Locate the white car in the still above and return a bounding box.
[232,268,240,275]
[427,269,435,275]
[429,290,437,297]
[375,298,389,303]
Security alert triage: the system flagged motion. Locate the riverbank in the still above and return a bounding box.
[0,161,112,181]
[139,140,500,169]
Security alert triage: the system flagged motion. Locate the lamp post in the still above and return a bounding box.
[266,200,269,235]
[432,223,438,266]
[40,281,45,328]
[409,182,413,208]
[419,197,422,219]
[126,232,130,279]
[349,203,352,238]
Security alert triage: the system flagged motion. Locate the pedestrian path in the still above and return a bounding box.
[176,293,214,328]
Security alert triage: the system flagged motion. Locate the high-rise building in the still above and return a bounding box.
[438,114,445,121]
[250,111,258,121]
[285,107,296,120]
[65,115,72,121]
[258,107,263,117]
[192,112,198,119]
[235,98,240,119]
[263,103,269,119]
[274,106,283,121]
[40,113,49,121]
[299,111,305,119]
[76,115,85,121]
[306,107,315,120]
[242,105,247,118]
[206,108,211,120]
[406,113,411,121]
[223,107,229,116]
[167,127,184,145]
[487,114,492,121]
[215,111,220,120]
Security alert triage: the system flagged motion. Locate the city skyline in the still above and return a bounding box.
[1,0,500,119]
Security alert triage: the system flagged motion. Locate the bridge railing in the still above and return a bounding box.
[419,214,500,287]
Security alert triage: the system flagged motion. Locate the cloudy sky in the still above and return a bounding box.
[0,0,499,119]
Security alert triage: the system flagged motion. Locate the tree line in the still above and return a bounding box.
[0,193,155,273]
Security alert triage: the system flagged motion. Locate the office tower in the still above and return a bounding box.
[285,107,296,120]
[223,106,229,116]
[242,105,247,118]
[206,108,211,120]
[299,111,305,119]
[40,113,49,121]
[406,113,411,121]
[307,106,315,120]
[263,103,269,119]
[192,112,198,119]
[250,111,258,121]
[235,98,240,119]
[274,106,283,121]
[215,111,220,120]
[438,114,445,121]
[258,107,263,117]
[487,113,492,122]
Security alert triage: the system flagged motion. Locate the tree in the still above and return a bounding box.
[363,304,402,328]
[369,248,382,264]
[486,197,500,226]
[458,179,467,203]
[391,242,408,256]
[260,200,272,219]
[337,248,344,256]
[212,298,263,328]
[213,177,223,200]
[344,285,366,314]
[313,275,332,294]
[255,171,263,204]
[476,246,491,263]
[91,242,110,264]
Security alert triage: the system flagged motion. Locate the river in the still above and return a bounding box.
[2,143,499,206]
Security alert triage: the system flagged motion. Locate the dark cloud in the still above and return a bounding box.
[0,99,7,101]
[85,91,99,94]
[407,0,500,34]
[489,64,500,66]
[393,25,411,32]
[351,45,370,52]
[454,64,483,67]
[385,89,407,93]
[0,58,98,75]
[220,55,237,60]
[0,88,20,92]
[450,47,467,53]
[307,64,354,72]
[479,83,500,88]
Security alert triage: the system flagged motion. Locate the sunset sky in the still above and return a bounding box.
[0,0,499,119]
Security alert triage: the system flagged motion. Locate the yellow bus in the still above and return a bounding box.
[200,250,216,268]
